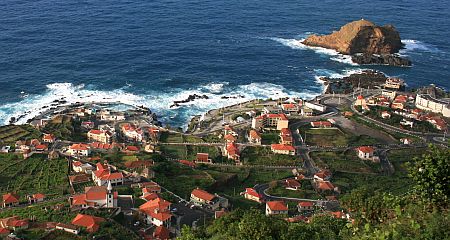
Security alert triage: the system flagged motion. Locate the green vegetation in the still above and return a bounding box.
[179,146,450,240]
[178,209,347,240]
[0,125,41,144]
[160,131,183,143]
[311,151,380,173]
[241,146,301,166]
[302,126,379,147]
[260,132,280,145]
[406,145,449,205]
[267,181,321,200]
[0,154,70,199]
[0,200,75,223]
[42,115,85,141]
[159,144,220,161]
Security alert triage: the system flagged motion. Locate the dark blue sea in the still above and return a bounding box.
[1,0,449,127]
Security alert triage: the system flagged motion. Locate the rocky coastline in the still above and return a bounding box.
[303,19,411,66]
[320,70,389,94]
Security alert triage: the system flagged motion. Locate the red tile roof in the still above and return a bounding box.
[266,201,288,211]
[191,189,215,201]
[153,226,170,240]
[178,160,196,168]
[70,143,90,151]
[35,144,48,150]
[298,201,314,207]
[226,143,239,156]
[0,227,10,234]
[256,113,288,120]
[196,153,209,162]
[249,130,261,139]
[311,121,332,127]
[280,128,292,136]
[224,134,236,142]
[125,146,139,152]
[271,144,295,151]
[244,188,262,199]
[2,193,19,204]
[317,181,335,191]
[357,146,374,153]
[285,179,301,188]
[71,214,105,233]
[32,193,45,200]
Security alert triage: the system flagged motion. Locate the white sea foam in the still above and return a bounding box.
[268,37,358,66]
[0,81,321,127]
[401,39,440,54]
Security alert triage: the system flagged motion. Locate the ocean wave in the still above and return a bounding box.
[268,37,358,66]
[0,81,321,127]
[401,39,440,53]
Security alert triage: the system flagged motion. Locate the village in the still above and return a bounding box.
[0,78,448,239]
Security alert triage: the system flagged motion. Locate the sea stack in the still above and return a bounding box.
[303,19,411,66]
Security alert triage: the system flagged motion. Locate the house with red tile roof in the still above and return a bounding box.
[69,184,117,209]
[310,121,332,128]
[123,145,140,153]
[316,181,338,193]
[0,216,29,231]
[92,163,124,186]
[87,129,113,143]
[28,193,45,204]
[147,127,161,143]
[195,153,212,164]
[139,197,172,227]
[35,144,48,152]
[356,146,375,160]
[178,160,197,168]
[252,113,289,131]
[285,179,301,191]
[313,170,332,181]
[223,134,236,143]
[280,128,293,145]
[121,123,144,142]
[225,143,240,164]
[243,188,263,203]
[298,201,315,211]
[68,143,91,157]
[190,188,229,210]
[2,193,19,208]
[71,214,105,233]
[153,225,170,240]
[281,103,299,114]
[42,133,56,143]
[72,161,94,174]
[248,130,261,145]
[265,201,288,216]
[271,144,296,155]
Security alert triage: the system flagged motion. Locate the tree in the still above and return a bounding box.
[407,145,449,205]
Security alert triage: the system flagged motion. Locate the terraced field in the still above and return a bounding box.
[0,154,70,200]
[0,125,41,143]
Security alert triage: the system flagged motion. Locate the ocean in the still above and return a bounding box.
[1,0,449,128]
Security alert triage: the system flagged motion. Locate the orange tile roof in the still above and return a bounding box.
[226,143,239,156]
[298,201,314,207]
[318,181,335,191]
[357,146,374,153]
[256,113,288,120]
[244,188,262,199]
[280,128,292,136]
[71,214,105,233]
[191,189,215,201]
[70,143,90,151]
[196,153,209,162]
[178,160,196,168]
[271,144,295,151]
[154,226,170,240]
[285,179,301,188]
[266,201,288,211]
[35,144,48,150]
[2,193,19,204]
[224,134,236,142]
[32,193,45,199]
[311,121,332,127]
[125,146,139,151]
[0,227,10,234]
[249,130,261,139]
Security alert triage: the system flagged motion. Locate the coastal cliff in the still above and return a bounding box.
[303,19,411,66]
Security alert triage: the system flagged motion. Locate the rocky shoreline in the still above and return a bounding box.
[303,19,411,66]
[320,70,389,94]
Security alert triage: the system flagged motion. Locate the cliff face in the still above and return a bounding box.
[303,19,404,55]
